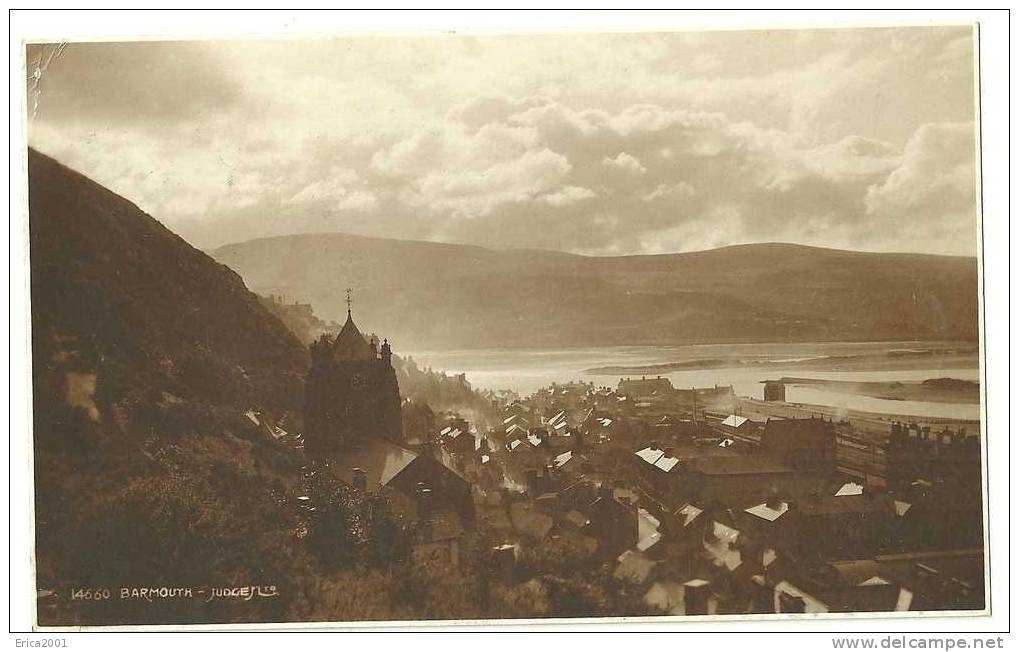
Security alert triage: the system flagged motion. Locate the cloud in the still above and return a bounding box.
[285,167,370,208]
[25,29,978,255]
[603,152,646,174]
[26,41,242,125]
[544,186,596,206]
[642,182,695,202]
[865,122,977,248]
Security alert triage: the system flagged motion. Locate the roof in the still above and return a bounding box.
[704,521,742,570]
[635,446,665,464]
[722,414,750,429]
[796,493,890,517]
[509,502,554,541]
[332,312,377,361]
[643,581,686,616]
[675,504,703,528]
[745,501,790,522]
[554,529,599,556]
[614,550,658,584]
[553,450,574,469]
[331,439,418,488]
[762,417,834,451]
[773,581,829,613]
[693,455,793,476]
[654,455,680,473]
[562,509,591,529]
[835,482,865,497]
[637,508,662,551]
[618,377,675,397]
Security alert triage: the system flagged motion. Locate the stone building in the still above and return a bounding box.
[304,297,403,459]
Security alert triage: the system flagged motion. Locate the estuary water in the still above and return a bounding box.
[407,341,981,420]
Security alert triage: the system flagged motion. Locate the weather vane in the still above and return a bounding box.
[345,287,353,315]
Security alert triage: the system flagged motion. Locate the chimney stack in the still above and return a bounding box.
[352,467,367,492]
[778,591,806,613]
[525,469,539,494]
[416,486,433,520]
[683,579,711,615]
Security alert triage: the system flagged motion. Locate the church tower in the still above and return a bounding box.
[304,289,403,459]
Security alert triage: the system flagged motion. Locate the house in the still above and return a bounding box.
[788,490,894,561]
[761,417,837,477]
[413,510,466,567]
[330,438,474,525]
[401,400,436,450]
[618,376,675,400]
[683,455,797,508]
[614,550,659,585]
[718,414,759,442]
[586,484,640,559]
[508,501,555,545]
[653,414,698,441]
[440,424,475,456]
[763,381,786,402]
[632,442,795,508]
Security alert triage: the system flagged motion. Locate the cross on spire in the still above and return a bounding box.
[346,287,353,316]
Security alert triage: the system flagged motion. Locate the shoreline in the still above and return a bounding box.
[769,376,980,405]
[734,397,981,439]
[583,351,978,376]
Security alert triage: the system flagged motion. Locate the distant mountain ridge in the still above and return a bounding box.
[212,233,978,350]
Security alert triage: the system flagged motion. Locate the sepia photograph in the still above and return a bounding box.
[11,10,1006,636]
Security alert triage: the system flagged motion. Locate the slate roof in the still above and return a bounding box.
[331,439,418,488]
[332,312,377,361]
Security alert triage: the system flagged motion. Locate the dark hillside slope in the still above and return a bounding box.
[28,149,311,626]
[29,148,307,416]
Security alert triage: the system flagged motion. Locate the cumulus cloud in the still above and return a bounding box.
[603,153,647,174]
[865,122,977,248]
[25,28,978,255]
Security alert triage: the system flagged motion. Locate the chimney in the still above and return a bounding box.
[765,495,782,511]
[352,467,367,492]
[778,591,806,614]
[491,544,518,585]
[525,469,539,493]
[751,575,774,613]
[416,486,433,520]
[683,579,711,615]
[664,446,675,458]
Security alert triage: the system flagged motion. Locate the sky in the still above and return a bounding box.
[26,26,979,256]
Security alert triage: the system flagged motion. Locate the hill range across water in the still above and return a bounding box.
[212,233,978,351]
